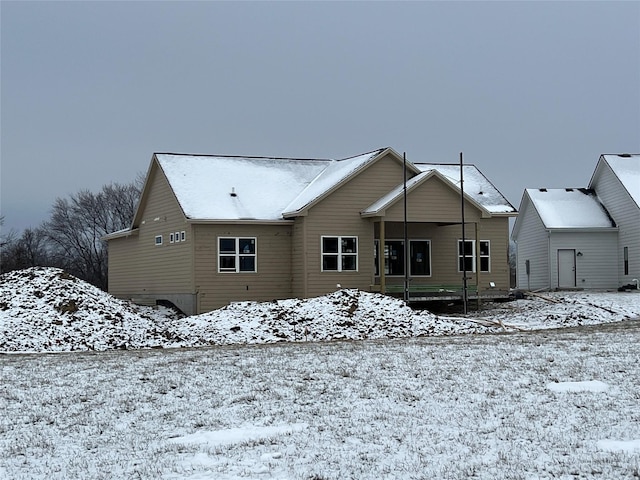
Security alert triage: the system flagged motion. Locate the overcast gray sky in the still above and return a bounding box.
[2,1,639,234]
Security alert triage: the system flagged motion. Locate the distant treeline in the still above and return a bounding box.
[0,178,142,290]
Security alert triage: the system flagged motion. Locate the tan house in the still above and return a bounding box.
[105,147,517,315]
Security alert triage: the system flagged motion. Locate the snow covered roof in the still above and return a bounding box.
[599,154,640,206]
[414,164,517,214]
[282,148,388,216]
[155,148,391,221]
[525,188,615,229]
[143,150,513,223]
[156,154,331,221]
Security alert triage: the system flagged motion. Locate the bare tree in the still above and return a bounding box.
[0,227,51,273]
[44,182,140,289]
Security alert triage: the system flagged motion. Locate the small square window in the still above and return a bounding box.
[155,235,163,246]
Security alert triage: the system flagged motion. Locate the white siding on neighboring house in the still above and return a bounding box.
[512,188,619,291]
[590,155,640,285]
[513,195,549,290]
[548,231,618,289]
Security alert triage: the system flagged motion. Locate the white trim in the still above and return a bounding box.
[321,235,359,272]
[217,236,257,273]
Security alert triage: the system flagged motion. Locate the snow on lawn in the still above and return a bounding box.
[547,380,610,393]
[1,267,640,478]
[1,267,639,353]
[1,324,640,479]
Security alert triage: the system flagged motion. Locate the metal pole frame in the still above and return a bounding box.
[403,152,409,302]
[460,152,468,314]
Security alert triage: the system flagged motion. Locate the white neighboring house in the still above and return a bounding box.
[589,154,640,288]
[512,153,639,291]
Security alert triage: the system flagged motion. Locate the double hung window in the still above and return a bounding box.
[458,240,490,273]
[218,237,257,273]
[322,236,358,272]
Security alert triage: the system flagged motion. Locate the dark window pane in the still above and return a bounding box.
[219,238,236,253]
[239,256,255,272]
[411,241,430,276]
[239,238,255,254]
[480,241,490,256]
[480,257,490,272]
[220,256,236,270]
[386,241,404,276]
[323,255,338,271]
[341,237,357,253]
[342,255,357,271]
[323,237,338,253]
[459,256,474,272]
[459,240,473,256]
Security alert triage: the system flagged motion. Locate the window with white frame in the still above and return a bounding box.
[458,239,475,272]
[479,240,490,272]
[170,231,186,244]
[322,236,358,272]
[218,237,257,273]
[375,240,431,276]
[458,239,490,273]
[155,235,163,246]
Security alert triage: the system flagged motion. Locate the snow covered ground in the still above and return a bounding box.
[1,267,639,352]
[1,267,639,479]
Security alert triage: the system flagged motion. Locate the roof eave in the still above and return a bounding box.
[545,226,618,233]
[187,218,296,225]
[102,228,140,241]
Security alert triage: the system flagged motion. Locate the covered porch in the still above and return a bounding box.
[368,219,510,303]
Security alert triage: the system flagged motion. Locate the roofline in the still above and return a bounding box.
[544,227,619,233]
[589,154,640,210]
[187,219,295,225]
[361,169,497,218]
[102,228,139,241]
[282,147,409,217]
[153,152,333,162]
[416,162,518,213]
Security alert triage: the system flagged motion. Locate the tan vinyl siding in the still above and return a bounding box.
[193,223,293,312]
[291,217,307,299]
[108,164,193,299]
[384,175,483,223]
[301,153,406,297]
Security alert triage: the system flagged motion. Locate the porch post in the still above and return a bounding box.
[379,218,386,294]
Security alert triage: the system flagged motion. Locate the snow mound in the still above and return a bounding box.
[1,267,638,353]
[0,267,179,352]
[173,288,502,346]
[170,289,476,346]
